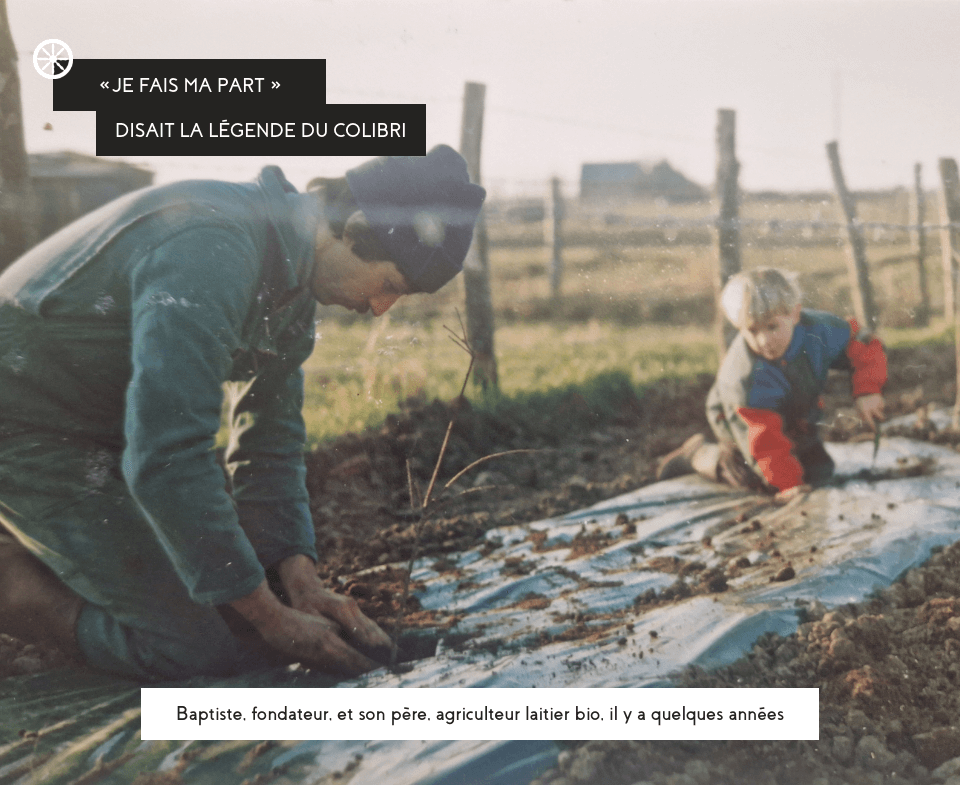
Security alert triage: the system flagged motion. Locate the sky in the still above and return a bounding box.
[9,0,960,197]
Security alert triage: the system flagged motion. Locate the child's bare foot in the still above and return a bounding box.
[656,433,705,480]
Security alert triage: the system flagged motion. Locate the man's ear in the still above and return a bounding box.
[791,303,802,324]
[306,177,345,197]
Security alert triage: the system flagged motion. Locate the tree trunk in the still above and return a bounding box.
[0,0,34,272]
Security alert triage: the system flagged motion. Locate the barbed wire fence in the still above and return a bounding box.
[466,105,960,419]
[25,71,960,370]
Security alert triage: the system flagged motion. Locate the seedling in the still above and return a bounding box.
[388,314,538,668]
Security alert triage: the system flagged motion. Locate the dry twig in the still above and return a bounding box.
[387,315,541,668]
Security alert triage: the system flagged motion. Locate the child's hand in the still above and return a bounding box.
[855,393,886,432]
[774,484,812,505]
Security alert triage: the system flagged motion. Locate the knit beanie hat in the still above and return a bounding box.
[345,144,486,293]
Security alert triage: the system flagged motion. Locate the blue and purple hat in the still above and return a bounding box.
[346,144,486,293]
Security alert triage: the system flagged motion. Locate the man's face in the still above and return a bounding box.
[311,237,410,317]
[741,305,801,361]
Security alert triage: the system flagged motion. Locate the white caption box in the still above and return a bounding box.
[142,687,818,741]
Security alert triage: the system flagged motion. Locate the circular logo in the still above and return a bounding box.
[33,39,73,79]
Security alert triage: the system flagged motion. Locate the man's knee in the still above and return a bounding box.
[77,603,244,681]
[0,534,84,658]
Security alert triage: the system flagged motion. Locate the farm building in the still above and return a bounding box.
[580,159,706,203]
[28,151,154,240]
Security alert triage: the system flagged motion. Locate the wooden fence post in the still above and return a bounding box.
[0,0,34,273]
[714,108,741,356]
[826,140,878,331]
[459,81,497,390]
[939,159,960,326]
[910,163,931,327]
[546,176,564,299]
[938,158,960,428]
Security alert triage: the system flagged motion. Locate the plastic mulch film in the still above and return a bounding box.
[3,432,959,784]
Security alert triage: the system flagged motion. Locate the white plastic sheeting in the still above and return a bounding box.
[5,431,960,785]
[356,437,960,693]
[315,435,960,785]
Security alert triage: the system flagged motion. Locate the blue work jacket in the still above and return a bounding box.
[0,167,321,605]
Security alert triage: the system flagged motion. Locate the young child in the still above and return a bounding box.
[657,267,887,502]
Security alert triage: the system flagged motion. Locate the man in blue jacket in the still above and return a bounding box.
[0,145,485,681]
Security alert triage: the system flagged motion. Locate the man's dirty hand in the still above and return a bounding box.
[230,574,389,676]
[258,606,383,677]
[855,393,886,432]
[278,554,395,663]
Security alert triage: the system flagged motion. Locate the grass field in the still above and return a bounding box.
[299,191,953,446]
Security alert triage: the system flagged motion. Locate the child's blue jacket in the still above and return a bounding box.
[706,309,887,490]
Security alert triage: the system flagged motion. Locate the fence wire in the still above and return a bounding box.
[511,213,960,233]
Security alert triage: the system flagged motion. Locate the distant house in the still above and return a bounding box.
[29,151,154,240]
[579,160,706,203]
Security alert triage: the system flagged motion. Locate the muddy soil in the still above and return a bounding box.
[3,339,960,785]
[531,539,960,785]
[302,340,955,599]
[525,343,960,785]
[303,372,711,586]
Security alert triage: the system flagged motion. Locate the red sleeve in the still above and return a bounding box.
[846,319,887,397]
[737,407,804,491]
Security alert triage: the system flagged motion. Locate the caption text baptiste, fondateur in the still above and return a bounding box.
[175,701,787,728]
[142,687,817,741]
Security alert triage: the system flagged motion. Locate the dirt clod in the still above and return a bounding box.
[771,564,796,582]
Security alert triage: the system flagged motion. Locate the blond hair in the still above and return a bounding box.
[720,268,802,329]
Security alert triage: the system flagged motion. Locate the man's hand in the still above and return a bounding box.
[258,601,382,677]
[855,393,886,432]
[773,484,812,505]
[230,571,388,677]
[278,554,394,663]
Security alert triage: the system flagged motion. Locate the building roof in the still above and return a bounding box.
[580,159,706,200]
[580,161,645,184]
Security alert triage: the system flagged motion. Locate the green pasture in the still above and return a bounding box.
[297,192,952,446]
[302,317,718,445]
